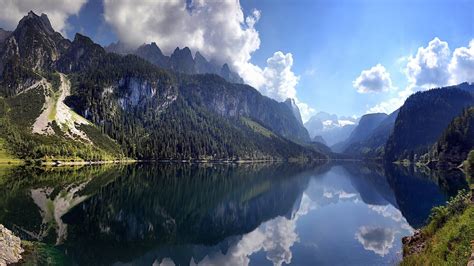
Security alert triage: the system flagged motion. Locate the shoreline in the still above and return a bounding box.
[0,157,336,167]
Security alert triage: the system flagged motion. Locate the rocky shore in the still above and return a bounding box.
[401,229,426,257]
[0,224,23,265]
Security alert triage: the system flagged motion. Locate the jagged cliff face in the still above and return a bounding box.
[0,11,323,160]
[106,42,244,84]
[0,12,70,78]
[135,42,169,68]
[179,75,311,143]
[56,33,105,73]
[284,98,304,125]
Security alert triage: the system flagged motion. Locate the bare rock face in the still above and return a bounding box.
[0,224,24,265]
[401,229,426,257]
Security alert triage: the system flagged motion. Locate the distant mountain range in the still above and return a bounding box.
[105,42,244,84]
[328,83,474,164]
[1,11,472,165]
[304,112,358,146]
[332,112,389,153]
[0,11,323,162]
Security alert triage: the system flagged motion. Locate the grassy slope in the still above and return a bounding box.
[0,138,22,163]
[0,75,124,162]
[402,151,474,265]
[401,204,474,265]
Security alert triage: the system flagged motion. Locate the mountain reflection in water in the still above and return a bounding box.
[0,162,467,265]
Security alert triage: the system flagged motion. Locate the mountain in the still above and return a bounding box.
[385,84,474,163]
[421,107,474,167]
[0,12,321,162]
[0,12,122,161]
[134,42,169,68]
[283,98,303,125]
[339,110,399,157]
[105,42,244,84]
[0,28,11,44]
[342,113,388,145]
[304,112,358,146]
[312,135,327,145]
[169,47,195,74]
[0,11,71,95]
[331,113,387,153]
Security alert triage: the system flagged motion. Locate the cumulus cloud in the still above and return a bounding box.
[195,216,299,266]
[367,96,404,114]
[353,64,395,93]
[449,39,474,84]
[258,51,315,122]
[295,100,316,124]
[367,37,474,114]
[261,52,299,100]
[0,0,87,34]
[405,37,451,87]
[103,0,260,68]
[103,0,314,122]
[355,226,397,257]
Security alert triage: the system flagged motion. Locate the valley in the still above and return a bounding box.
[0,8,472,266]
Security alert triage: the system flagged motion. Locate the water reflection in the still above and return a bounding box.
[0,161,467,265]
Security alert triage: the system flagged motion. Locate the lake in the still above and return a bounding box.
[0,162,467,265]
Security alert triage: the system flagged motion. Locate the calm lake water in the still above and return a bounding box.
[0,162,467,265]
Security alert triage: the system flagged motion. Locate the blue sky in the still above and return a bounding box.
[239,0,473,116]
[1,0,473,119]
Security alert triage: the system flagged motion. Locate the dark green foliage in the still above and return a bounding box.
[178,74,311,143]
[0,55,41,96]
[423,107,474,166]
[427,190,470,232]
[64,44,319,160]
[343,110,399,158]
[385,85,474,162]
[0,89,123,161]
[0,11,323,162]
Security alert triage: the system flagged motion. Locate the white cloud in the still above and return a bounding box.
[103,1,315,123]
[0,0,87,35]
[260,52,299,100]
[295,99,316,124]
[194,216,299,266]
[367,96,404,114]
[355,226,397,257]
[367,37,474,114]
[103,0,261,70]
[353,64,395,93]
[258,52,315,122]
[449,39,474,84]
[405,37,451,88]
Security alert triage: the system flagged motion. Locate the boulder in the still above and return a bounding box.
[0,224,24,265]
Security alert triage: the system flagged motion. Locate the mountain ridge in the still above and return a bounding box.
[0,11,322,162]
[105,41,244,84]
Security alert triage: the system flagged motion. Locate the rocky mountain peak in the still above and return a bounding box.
[18,11,55,36]
[73,33,94,45]
[105,41,133,55]
[149,42,161,52]
[135,42,168,68]
[0,11,70,92]
[194,51,219,74]
[170,46,195,74]
[220,63,243,84]
[284,98,304,125]
[56,33,105,73]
